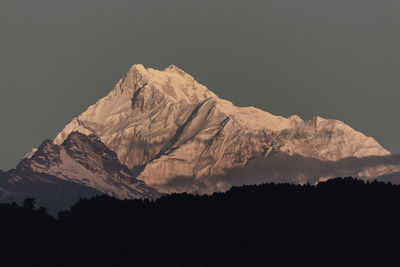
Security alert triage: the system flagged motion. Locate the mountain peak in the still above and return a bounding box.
[167,64,179,70]
[131,63,184,74]
[54,64,391,192]
[62,131,100,145]
[121,64,217,105]
[21,131,160,199]
[129,63,146,73]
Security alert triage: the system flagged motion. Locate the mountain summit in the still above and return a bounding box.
[54,64,390,192]
[0,131,160,213]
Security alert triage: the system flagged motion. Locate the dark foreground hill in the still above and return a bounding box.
[2,177,400,267]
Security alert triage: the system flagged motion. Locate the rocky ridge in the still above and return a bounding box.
[0,131,160,213]
[23,131,160,199]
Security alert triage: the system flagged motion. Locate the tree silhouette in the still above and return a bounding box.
[1,177,400,266]
[22,198,35,210]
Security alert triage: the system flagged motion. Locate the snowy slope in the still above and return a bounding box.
[20,132,160,199]
[54,64,391,190]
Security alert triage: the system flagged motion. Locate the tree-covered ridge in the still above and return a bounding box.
[2,177,400,266]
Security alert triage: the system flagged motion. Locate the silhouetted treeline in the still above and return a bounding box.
[2,177,400,266]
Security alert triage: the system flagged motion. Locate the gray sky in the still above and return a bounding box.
[1,0,399,170]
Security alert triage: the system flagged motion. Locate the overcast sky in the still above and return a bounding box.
[1,0,399,170]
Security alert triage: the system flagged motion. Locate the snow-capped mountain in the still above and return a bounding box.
[53,64,393,192]
[23,131,160,199]
[0,131,160,213]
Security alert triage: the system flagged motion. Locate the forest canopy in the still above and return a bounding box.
[1,177,400,267]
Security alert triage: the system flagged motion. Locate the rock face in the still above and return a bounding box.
[54,64,391,191]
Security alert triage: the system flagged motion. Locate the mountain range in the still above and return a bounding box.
[1,64,399,211]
